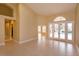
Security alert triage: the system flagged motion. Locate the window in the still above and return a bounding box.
[48,16,73,42]
[38,25,42,40]
[42,25,46,33]
[54,24,59,38]
[38,25,41,32]
[59,23,65,39]
[54,16,66,21]
[49,23,53,38]
[38,25,47,40]
[67,23,72,40]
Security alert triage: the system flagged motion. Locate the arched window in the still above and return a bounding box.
[54,16,66,21]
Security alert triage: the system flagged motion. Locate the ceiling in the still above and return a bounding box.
[26,3,76,16]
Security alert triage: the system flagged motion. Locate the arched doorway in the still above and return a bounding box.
[48,16,74,43]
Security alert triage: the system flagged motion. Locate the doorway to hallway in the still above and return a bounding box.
[5,19,15,42]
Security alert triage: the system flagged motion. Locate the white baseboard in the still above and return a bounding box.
[19,37,37,44]
[0,42,5,46]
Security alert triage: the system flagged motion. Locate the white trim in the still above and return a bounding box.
[19,37,37,44]
[0,42,5,46]
[0,15,15,20]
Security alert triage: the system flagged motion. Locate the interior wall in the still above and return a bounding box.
[49,10,75,24]
[37,10,75,25]
[13,4,20,42]
[76,4,79,46]
[6,4,18,20]
[0,16,5,46]
[19,4,37,43]
[37,11,75,35]
[37,15,49,25]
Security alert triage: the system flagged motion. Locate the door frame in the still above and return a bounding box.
[5,19,15,42]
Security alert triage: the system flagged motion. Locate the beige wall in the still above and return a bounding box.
[0,16,5,46]
[37,15,49,25]
[37,10,76,26]
[76,4,79,46]
[13,4,20,42]
[6,4,18,20]
[18,4,37,43]
[50,10,75,24]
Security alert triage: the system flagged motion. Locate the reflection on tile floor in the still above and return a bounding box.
[0,35,78,56]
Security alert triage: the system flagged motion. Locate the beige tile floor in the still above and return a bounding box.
[0,39,79,56]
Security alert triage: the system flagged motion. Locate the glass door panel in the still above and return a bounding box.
[54,24,59,38]
[49,24,53,38]
[38,25,41,33]
[67,23,72,40]
[42,25,46,33]
[59,23,65,39]
[38,25,42,40]
[49,21,73,42]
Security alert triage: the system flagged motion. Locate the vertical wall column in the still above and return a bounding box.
[76,4,79,47]
[0,16,5,46]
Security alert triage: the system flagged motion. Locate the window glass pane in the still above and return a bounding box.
[54,16,66,21]
[38,25,41,32]
[67,23,72,40]
[54,24,59,38]
[42,25,46,33]
[59,23,65,39]
[49,24,53,38]
[38,33,41,40]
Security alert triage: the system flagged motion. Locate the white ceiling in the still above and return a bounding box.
[26,3,76,16]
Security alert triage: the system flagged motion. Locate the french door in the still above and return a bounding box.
[53,22,65,40]
[49,21,73,42]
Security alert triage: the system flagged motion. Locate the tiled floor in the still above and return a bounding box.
[0,38,78,56]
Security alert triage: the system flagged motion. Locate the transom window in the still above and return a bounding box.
[54,16,66,21]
